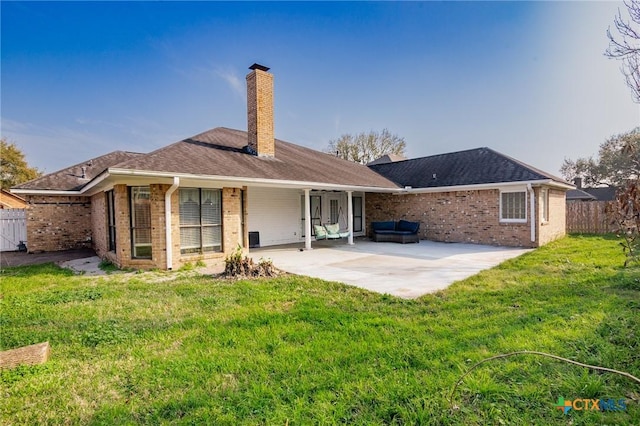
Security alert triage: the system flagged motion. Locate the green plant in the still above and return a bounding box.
[179,262,195,271]
[98,259,118,273]
[1,235,638,425]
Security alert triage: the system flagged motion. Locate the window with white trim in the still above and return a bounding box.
[541,188,549,222]
[179,188,222,254]
[500,191,527,222]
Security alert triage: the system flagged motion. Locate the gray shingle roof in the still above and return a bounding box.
[566,189,597,201]
[14,128,399,192]
[368,147,569,188]
[582,187,617,201]
[111,127,399,189]
[13,151,144,191]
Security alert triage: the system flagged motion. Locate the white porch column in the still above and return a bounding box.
[304,188,312,250]
[347,190,354,245]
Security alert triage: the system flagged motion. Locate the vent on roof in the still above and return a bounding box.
[249,63,270,72]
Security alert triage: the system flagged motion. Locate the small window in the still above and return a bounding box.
[500,191,527,222]
[353,196,363,232]
[541,189,549,222]
[106,190,116,251]
[130,186,152,258]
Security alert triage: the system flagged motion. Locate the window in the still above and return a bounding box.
[500,191,527,222]
[353,196,363,232]
[541,188,549,222]
[329,199,339,224]
[106,190,116,251]
[179,188,222,254]
[130,186,152,258]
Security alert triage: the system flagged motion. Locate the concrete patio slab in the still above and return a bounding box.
[249,239,532,299]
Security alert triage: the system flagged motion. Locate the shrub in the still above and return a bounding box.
[223,246,278,278]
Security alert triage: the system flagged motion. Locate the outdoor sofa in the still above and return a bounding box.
[371,220,420,244]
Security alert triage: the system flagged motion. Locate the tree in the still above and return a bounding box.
[0,138,42,189]
[605,139,640,266]
[325,129,406,165]
[606,0,640,103]
[560,127,640,188]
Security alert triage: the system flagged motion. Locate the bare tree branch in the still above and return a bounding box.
[606,0,640,103]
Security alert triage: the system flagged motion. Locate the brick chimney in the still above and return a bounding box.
[246,63,274,157]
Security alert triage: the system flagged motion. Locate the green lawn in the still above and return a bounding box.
[1,235,639,425]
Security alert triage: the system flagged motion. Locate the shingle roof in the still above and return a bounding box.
[14,128,399,192]
[367,154,407,166]
[13,151,144,191]
[566,189,597,201]
[368,147,569,188]
[111,127,399,189]
[582,186,617,201]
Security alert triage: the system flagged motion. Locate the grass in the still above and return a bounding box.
[1,234,639,425]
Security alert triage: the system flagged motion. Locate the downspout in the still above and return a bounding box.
[165,177,180,270]
[527,183,535,244]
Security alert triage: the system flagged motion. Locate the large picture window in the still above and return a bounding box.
[130,186,152,258]
[106,190,116,251]
[500,191,527,222]
[179,188,222,254]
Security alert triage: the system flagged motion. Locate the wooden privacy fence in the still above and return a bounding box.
[0,208,27,252]
[566,201,617,234]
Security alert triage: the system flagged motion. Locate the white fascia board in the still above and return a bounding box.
[397,179,572,195]
[107,168,401,192]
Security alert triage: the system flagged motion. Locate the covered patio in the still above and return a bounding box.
[249,239,531,299]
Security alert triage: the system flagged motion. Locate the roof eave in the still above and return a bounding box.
[108,168,401,192]
[398,179,574,194]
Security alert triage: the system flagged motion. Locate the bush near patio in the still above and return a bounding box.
[1,235,639,425]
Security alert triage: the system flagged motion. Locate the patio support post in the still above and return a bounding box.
[347,190,354,245]
[304,188,312,250]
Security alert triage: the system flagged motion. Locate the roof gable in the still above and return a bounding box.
[17,128,399,192]
[111,127,399,189]
[368,147,569,189]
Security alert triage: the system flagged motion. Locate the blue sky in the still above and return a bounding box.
[1,1,638,177]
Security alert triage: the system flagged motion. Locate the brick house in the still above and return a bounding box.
[11,64,572,270]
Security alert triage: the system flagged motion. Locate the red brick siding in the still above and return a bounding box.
[366,189,536,248]
[91,192,108,257]
[25,195,92,252]
[537,188,566,245]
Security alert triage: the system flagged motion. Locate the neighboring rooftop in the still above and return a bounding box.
[367,154,407,166]
[368,147,569,188]
[566,189,597,201]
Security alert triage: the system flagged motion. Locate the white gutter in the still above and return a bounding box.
[12,169,574,197]
[397,179,573,195]
[527,183,536,243]
[107,168,399,192]
[165,177,180,270]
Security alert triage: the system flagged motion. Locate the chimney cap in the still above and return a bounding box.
[249,63,270,72]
